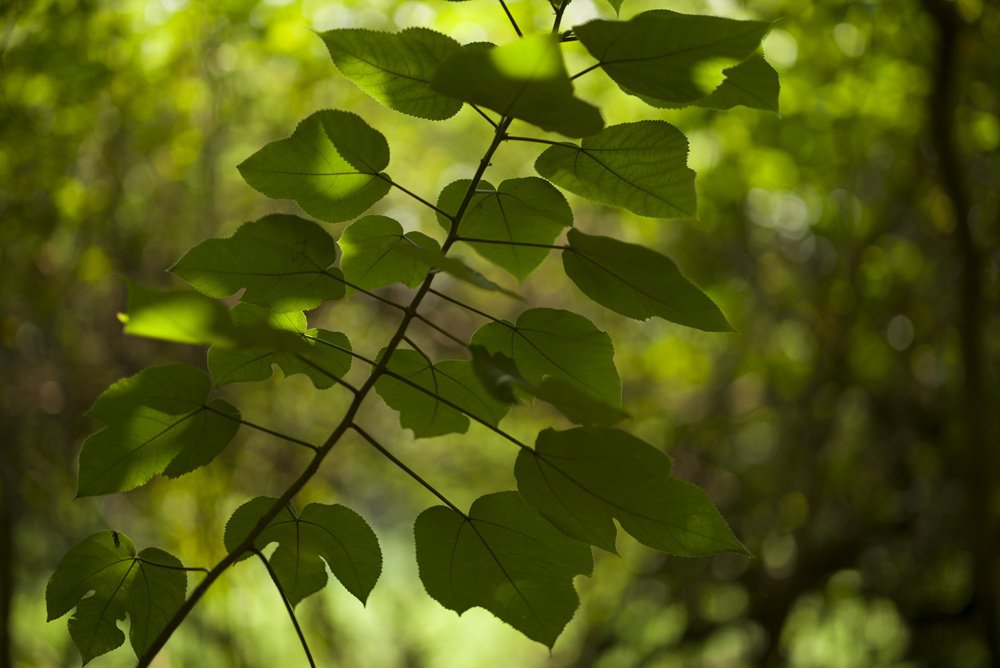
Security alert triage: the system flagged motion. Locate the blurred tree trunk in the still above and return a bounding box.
[921,0,998,661]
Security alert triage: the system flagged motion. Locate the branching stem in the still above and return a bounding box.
[351,424,465,515]
[253,549,317,668]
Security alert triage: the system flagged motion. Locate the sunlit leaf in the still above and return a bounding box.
[516,427,747,555]
[238,110,391,223]
[470,308,620,406]
[78,364,240,496]
[224,497,381,605]
[437,178,572,280]
[575,10,770,106]
[171,214,345,311]
[121,282,237,347]
[374,349,509,437]
[431,35,602,137]
[322,27,463,120]
[415,492,592,647]
[563,229,732,330]
[46,531,186,664]
[339,215,441,291]
[535,121,696,218]
[208,306,352,388]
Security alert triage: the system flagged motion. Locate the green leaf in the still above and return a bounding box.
[516,427,747,555]
[46,531,186,664]
[470,308,621,407]
[322,28,463,120]
[697,54,779,112]
[339,215,441,291]
[535,121,696,219]
[208,306,352,388]
[574,10,770,107]
[431,34,602,137]
[563,229,732,331]
[415,491,592,647]
[237,110,391,223]
[374,349,509,438]
[393,243,518,297]
[171,214,345,311]
[78,364,240,496]
[121,282,237,347]
[437,178,572,280]
[224,497,381,605]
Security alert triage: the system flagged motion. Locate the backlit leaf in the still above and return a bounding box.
[78,364,240,496]
[339,215,441,291]
[208,306,352,388]
[394,243,519,297]
[322,28,463,120]
[431,35,602,137]
[171,214,345,311]
[535,121,696,219]
[437,178,572,280]
[697,54,779,112]
[46,532,186,664]
[563,229,732,331]
[575,10,770,107]
[374,349,509,438]
[415,492,592,647]
[224,497,381,605]
[238,110,391,223]
[516,427,747,555]
[470,308,620,406]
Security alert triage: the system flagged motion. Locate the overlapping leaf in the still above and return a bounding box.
[516,427,746,555]
[322,28,463,120]
[437,178,572,280]
[431,34,602,137]
[393,243,518,297]
[470,308,620,406]
[574,10,770,107]
[415,492,592,647]
[563,229,732,331]
[208,306,352,388]
[339,215,441,291]
[697,54,779,111]
[78,364,240,496]
[374,349,508,437]
[172,214,345,311]
[469,346,627,426]
[238,110,391,223]
[46,532,186,664]
[224,497,381,605]
[535,121,696,219]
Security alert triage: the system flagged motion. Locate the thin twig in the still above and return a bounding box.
[378,174,454,219]
[350,424,465,515]
[413,312,468,347]
[253,549,317,668]
[498,0,523,37]
[204,405,319,452]
[428,287,508,325]
[570,63,601,80]
[470,104,499,128]
[456,236,566,250]
[303,332,379,367]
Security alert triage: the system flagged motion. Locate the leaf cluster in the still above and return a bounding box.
[49,1,777,663]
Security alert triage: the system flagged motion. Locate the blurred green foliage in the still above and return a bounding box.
[2,0,997,665]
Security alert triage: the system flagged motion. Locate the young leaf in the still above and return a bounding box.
[470,308,621,407]
[78,364,240,496]
[208,305,352,388]
[224,497,381,605]
[339,215,442,291]
[414,491,592,647]
[237,110,391,223]
[563,229,732,331]
[574,10,770,107]
[322,28,463,120]
[697,54,780,112]
[171,214,345,311]
[534,121,696,219]
[46,531,186,664]
[431,35,603,138]
[437,178,572,280]
[516,427,747,555]
[374,349,508,438]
